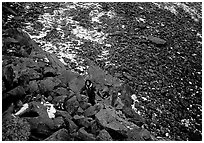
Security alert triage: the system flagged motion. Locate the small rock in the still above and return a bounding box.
[77,107,84,115]
[97,129,113,141]
[44,128,71,141]
[78,127,96,141]
[147,35,166,45]
[47,95,53,102]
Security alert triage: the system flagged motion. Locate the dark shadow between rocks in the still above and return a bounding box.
[106,128,127,141]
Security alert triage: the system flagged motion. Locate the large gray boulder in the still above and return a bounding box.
[95,105,138,136]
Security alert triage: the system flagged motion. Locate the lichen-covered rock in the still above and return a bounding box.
[2,115,31,141]
[44,128,71,141]
[96,129,113,141]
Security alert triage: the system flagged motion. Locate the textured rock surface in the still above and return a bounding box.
[64,96,79,115]
[44,128,71,141]
[95,106,138,136]
[96,129,113,141]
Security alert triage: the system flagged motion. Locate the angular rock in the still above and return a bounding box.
[3,86,26,107]
[55,111,78,133]
[20,68,41,80]
[2,65,14,90]
[53,116,65,129]
[79,102,91,110]
[147,35,166,45]
[95,106,138,136]
[67,118,79,133]
[53,87,70,97]
[77,107,84,115]
[23,102,56,139]
[2,81,6,93]
[87,59,122,89]
[55,110,72,120]
[122,106,145,127]
[44,128,71,141]
[90,120,101,135]
[64,96,79,115]
[126,127,152,141]
[77,127,96,141]
[73,115,92,128]
[57,70,80,86]
[69,75,85,94]
[28,80,39,94]
[115,97,124,110]
[76,94,89,103]
[120,84,134,107]
[43,66,57,77]
[38,77,62,94]
[52,95,67,108]
[84,104,101,117]
[97,129,113,141]
[45,51,66,73]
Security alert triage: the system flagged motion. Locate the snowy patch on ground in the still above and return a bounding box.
[153,2,201,22]
[23,2,117,74]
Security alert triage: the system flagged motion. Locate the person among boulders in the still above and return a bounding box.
[80,79,96,106]
[110,89,118,107]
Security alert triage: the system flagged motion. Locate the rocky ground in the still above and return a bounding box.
[2,2,202,141]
